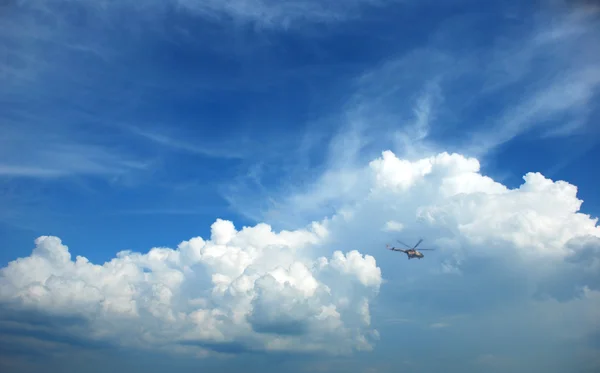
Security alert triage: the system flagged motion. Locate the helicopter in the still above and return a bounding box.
[386,238,435,260]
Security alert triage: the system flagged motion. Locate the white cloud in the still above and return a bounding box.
[2,150,599,363]
[323,150,599,259]
[0,219,381,357]
[382,220,403,232]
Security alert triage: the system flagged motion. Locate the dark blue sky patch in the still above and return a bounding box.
[0,304,114,354]
[0,304,89,329]
[0,338,52,359]
[249,319,309,336]
[0,324,113,350]
[178,339,255,355]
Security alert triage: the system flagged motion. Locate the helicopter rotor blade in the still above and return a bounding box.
[418,249,435,251]
[413,238,424,249]
[396,240,413,249]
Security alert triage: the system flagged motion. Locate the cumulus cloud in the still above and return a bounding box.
[1,149,599,363]
[305,149,598,252]
[0,219,381,357]
[382,220,403,232]
[324,150,599,275]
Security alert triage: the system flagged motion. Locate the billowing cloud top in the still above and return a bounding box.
[1,150,599,360]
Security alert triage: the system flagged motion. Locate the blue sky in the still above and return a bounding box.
[1,1,600,372]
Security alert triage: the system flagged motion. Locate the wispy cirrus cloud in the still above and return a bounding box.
[1,5,149,181]
[2,0,397,35]
[468,66,600,156]
[176,0,396,28]
[222,3,600,228]
[121,125,258,160]
[0,122,151,179]
[465,7,600,156]
[2,0,372,183]
[0,0,266,186]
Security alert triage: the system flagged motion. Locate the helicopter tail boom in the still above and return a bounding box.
[386,244,407,253]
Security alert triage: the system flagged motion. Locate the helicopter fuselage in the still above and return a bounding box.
[405,250,424,259]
